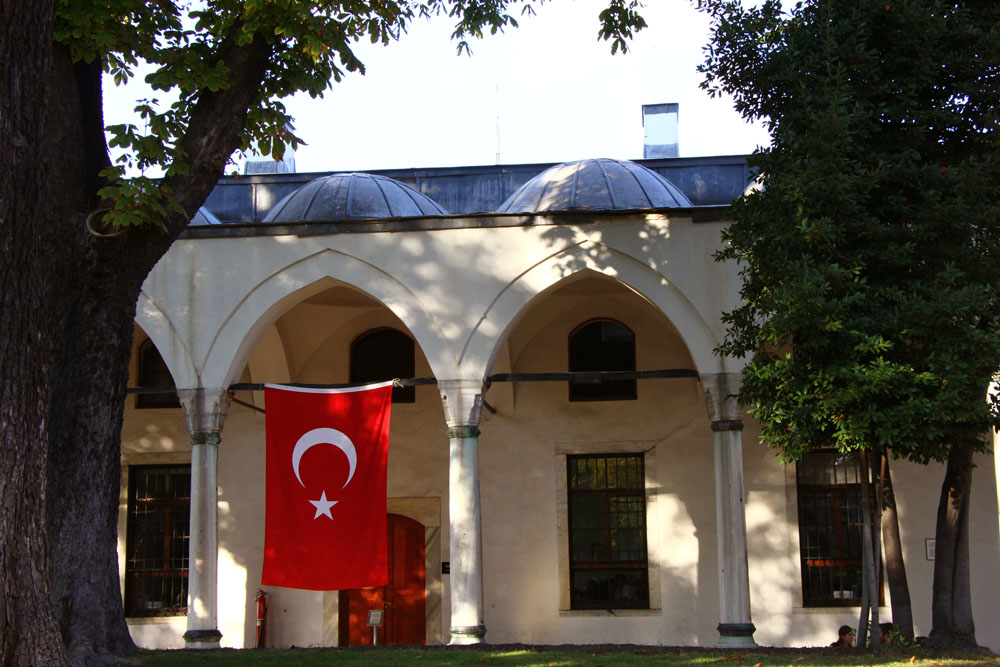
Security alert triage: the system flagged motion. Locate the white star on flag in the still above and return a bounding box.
[309,490,337,520]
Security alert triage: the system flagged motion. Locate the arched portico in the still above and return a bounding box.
[137,253,485,647]
[474,260,755,647]
[129,207,753,649]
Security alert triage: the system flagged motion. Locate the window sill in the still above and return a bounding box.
[126,615,187,624]
[791,605,887,612]
[559,608,660,617]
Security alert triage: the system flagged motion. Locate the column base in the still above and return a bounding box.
[717,623,756,648]
[184,628,222,649]
[449,625,486,645]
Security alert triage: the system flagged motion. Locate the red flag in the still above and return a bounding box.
[262,382,392,590]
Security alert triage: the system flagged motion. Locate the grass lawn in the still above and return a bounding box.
[136,645,1000,667]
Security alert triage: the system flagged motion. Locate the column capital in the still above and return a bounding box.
[178,388,232,437]
[711,420,745,433]
[701,372,744,424]
[438,379,484,429]
[447,425,481,439]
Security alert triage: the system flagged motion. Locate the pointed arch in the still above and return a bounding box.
[135,291,200,389]
[197,248,458,389]
[462,240,732,379]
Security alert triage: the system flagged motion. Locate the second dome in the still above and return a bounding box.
[499,158,692,213]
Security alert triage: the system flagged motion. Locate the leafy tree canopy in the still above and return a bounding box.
[53,0,647,230]
[699,0,1000,464]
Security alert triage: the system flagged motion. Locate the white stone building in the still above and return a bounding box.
[119,157,1000,652]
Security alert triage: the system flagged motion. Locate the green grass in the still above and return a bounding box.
[135,645,1000,667]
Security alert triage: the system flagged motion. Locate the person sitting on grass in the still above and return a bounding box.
[831,625,855,648]
[879,622,897,646]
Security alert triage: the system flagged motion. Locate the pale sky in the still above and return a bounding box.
[103,0,770,175]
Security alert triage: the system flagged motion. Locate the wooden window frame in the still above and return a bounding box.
[124,465,190,617]
[567,453,649,610]
[796,451,883,607]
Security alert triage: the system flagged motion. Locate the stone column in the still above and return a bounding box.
[702,373,756,647]
[178,388,231,649]
[439,379,486,645]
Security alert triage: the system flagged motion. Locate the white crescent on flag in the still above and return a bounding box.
[290,427,358,488]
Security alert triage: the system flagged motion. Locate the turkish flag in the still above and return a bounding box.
[261,382,392,590]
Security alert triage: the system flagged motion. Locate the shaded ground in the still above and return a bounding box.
[137,643,1000,667]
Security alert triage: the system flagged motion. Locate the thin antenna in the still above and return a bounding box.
[495,82,501,164]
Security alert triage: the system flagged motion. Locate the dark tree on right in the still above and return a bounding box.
[699,0,1000,649]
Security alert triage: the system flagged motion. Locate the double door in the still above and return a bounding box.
[339,513,426,645]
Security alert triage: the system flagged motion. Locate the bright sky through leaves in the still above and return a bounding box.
[102,0,770,176]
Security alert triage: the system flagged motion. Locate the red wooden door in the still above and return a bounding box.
[339,514,426,646]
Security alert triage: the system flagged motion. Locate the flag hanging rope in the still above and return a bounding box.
[222,368,699,393]
[126,368,701,415]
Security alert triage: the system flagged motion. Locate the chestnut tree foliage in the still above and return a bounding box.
[0,0,645,664]
[63,0,645,231]
[699,0,1000,648]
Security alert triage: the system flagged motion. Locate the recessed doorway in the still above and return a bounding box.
[339,513,426,645]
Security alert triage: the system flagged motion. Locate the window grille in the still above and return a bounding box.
[568,320,637,401]
[350,328,415,403]
[796,451,881,606]
[124,465,190,617]
[567,454,649,609]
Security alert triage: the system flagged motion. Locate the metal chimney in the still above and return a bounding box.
[244,122,297,175]
[642,103,679,159]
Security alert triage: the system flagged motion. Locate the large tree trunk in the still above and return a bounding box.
[928,444,978,649]
[880,453,913,641]
[37,45,142,665]
[46,274,145,664]
[35,27,274,664]
[0,0,70,664]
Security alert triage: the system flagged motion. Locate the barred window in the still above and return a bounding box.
[124,466,190,617]
[350,328,415,403]
[135,339,179,409]
[568,320,637,401]
[567,454,648,610]
[797,451,881,606]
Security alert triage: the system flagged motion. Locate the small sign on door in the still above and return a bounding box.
[366,609,384,627]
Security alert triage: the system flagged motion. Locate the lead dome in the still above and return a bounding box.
[498,158,692,212]
[188,206,222,226]
[264,172,449,222]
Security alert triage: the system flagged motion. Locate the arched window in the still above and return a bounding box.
[136,338,179,409]
[568,319,636,401]
[350,328,415,403]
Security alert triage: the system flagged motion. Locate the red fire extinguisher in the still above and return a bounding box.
[255,589,271,649]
